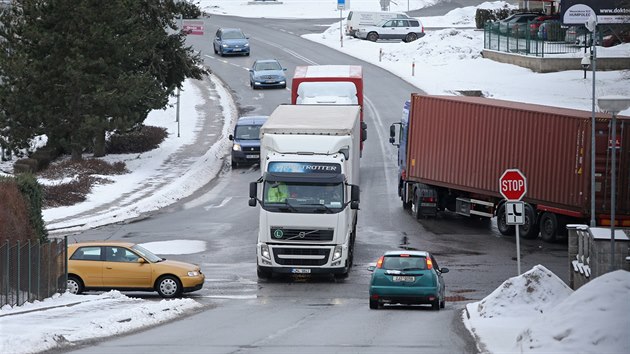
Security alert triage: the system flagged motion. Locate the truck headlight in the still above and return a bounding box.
[233,144,242,151]
[332,246,343,261]
[261,244,271,260]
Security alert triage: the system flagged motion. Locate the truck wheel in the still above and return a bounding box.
[539,212,558,243]
[519,204,540,239]
[412,191,422,219]
[369,298,379,309]
[367,32,379,42]
[400,187,411,210]
[497,204,515,235]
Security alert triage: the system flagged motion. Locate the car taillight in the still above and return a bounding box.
[422,25,424,33]
[376,256,384,268]
[426,257,433,270]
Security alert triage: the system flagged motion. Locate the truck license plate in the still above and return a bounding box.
[292,268,311,274]
[246,154,259,159]
[392,276,414,282]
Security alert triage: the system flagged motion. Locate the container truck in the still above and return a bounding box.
[291,65,367,154]
[249,105,361,278]
[390,94,630,242]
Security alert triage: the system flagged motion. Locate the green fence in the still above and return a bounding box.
[0,237,67,307]
[484,21,585,57]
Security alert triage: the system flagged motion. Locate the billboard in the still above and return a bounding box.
[561,0,630,24]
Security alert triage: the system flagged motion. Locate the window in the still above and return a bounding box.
[409,20,419,27]
[383,256,426,270]
[234,125,262,140]
[106,246,140,263]
[71,246,101,261]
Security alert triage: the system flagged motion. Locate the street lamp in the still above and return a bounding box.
[585,13,597,228]
[597,95,630,272]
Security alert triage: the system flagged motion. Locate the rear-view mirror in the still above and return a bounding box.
[249,182,257,199]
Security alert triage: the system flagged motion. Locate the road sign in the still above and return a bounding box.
[182,20,204,35]
[505,201,525,225]
[337,0,349,10]
[499,169,527,201]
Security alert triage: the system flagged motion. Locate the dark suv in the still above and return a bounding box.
[228,116,267,168]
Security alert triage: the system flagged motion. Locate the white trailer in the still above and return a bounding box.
[249,105,361,279]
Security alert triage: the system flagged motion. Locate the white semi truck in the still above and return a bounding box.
[249,105,361,279]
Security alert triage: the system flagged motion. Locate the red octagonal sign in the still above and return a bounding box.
[499,169,527,201]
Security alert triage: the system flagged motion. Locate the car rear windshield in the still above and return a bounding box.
[383,255,426,270]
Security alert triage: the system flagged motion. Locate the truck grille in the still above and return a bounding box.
[270,228,334,241]
[273,248,330,266]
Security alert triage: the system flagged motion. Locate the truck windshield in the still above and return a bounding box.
[263,181,344,213]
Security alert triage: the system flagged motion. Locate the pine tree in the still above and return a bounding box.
[0,0,208,160]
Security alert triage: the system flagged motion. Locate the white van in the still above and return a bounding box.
[345,11,410,37]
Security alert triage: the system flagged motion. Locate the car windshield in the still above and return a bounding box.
[131,244,162,263]
[263,181,344,212]
[254,61,281,71]
[234,124,261,140]
[222,30,245,40]
[383,256,426,270]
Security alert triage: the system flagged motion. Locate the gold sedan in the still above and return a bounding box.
[67,241,204,298]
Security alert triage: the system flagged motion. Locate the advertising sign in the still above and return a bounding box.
[268,162,341,174]
[182,20,204,35]
[561,0,630,24]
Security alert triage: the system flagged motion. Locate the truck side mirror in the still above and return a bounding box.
[351,185,360,202]
[389,123,399,146]
[361,122,368,142]
[228,134,234,141]
[249,182,258,207]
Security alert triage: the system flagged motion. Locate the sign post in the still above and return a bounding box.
[338,0,349,48]
[500,169,527,275]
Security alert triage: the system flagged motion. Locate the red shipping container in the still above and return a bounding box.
[405,94,630,220]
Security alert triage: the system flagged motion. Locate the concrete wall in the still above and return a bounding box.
[483,50,630,73]
[567,225,630,290]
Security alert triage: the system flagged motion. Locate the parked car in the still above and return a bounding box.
[355,18,425,43]
[67,241,205,298]
[529,14,559,38]
[228,116,268,168]
[367,250,449,310]
[345,10,410,37]
[213,27,250,56]
[497,12,541,36]
[249,59,287,89]
[565,25,591,46]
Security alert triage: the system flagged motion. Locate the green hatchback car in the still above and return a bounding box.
[367,250,449,310]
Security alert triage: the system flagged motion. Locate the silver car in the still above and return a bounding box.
[355,18,425,43]
[249,59,287,89]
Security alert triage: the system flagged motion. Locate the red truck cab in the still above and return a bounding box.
[291,65,367,154]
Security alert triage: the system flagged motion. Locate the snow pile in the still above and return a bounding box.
[515,270,630,353]
[0,291,202,354]
[464,266,630,353]
[423,1,516,27]
[472,265,572,318]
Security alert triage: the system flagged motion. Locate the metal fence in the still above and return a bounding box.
[0,237,67,307]
[484,21,584,57]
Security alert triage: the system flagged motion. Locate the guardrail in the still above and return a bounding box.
[0,237,67,307]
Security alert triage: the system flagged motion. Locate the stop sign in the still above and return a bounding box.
[499,169,527,201]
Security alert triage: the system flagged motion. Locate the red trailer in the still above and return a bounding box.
[390,94,630,242]
[291,65,367,153]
